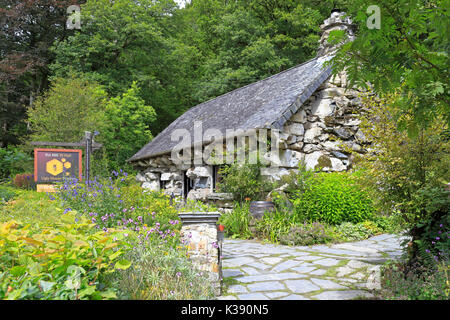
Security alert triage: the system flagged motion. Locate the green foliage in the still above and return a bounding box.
[110,243,215,300]
[331,0,450,130]
[218,161,273,202]
[0,172,216,300]
[184,0,328,102]
[56,171,179,238]
[0,186,16,205]
[218,202,253,239]
[254,209,296,243]
[27,75,109,144]
[335,222,379,242]
[102,82,156,169]
[278,161,315,195]
[354,94,449,261]
[0,188,61,225]
[179,198,219,213]
[0,216,128,300]
[292,172,375,225]
[50,0,189,133]
[0,147,33,180]
[279,222,335,246]
[379,261,449,300]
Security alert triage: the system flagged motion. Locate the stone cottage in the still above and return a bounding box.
[128,11,367,203]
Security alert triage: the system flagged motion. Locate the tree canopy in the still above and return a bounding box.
[329,0,449,133]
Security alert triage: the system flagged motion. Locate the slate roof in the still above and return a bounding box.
[128,55,333,162]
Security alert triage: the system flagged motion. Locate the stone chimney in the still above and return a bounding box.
[317,10,355,56]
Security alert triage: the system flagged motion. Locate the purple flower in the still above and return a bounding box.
[436,237,440,240]
[176,272,181,278]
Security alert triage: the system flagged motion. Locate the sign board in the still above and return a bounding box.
[34,148,82,183]
[36,184,57,193]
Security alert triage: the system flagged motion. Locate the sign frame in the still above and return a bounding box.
[34,148,83,183]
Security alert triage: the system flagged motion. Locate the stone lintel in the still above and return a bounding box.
[178,212,221,225]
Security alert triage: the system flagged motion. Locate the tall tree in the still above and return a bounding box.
[329,0,449,132]
[0,0,83,146]
[50,0,196,133]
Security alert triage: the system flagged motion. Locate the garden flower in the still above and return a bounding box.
[176,272,181,278]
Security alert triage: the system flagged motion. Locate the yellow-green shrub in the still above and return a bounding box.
[0,213,130,300]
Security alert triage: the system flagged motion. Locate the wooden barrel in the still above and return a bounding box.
[249,201,275,220]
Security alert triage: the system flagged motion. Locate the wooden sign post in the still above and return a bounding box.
[34,148,82,192]
[31,132,102,191]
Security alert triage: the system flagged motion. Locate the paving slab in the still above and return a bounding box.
[280,294,310,300]
[219,234,406,300]
[312,290,374,300]
[271,259,302,272]
[314,258,341,267]
[241,267,261,276]
[227,285,248,294]
[247,281,286,292]
[310,278,346,290]
[284,279,320,294]
[266,291,290,299]
[222,269,244,278]
[291,266,316,273]
[237,293,269,300]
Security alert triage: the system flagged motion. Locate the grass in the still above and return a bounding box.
[0,187,61,224]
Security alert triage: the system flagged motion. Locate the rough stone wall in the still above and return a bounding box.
[180,221,221,295]
[272,72,366,175]
[134,11,366,194]
[134,72,367,193]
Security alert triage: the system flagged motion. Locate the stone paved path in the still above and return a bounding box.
[217,234,407,300]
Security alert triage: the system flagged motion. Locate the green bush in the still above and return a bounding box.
[0,186,16,205]
[278,161,315,196]
[110,243,215,300]
[0,216,127,300]
[335,222,376,241]
[254,209,295,243]
[406,185,450,264]
[219,202,253,239]
[218,161,273,202]
[379,261,449,300]
[0,147,33,180]
[279,222,334,246]
[292,172,375,225]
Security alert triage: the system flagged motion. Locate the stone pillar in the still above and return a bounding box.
[178,212,222,296]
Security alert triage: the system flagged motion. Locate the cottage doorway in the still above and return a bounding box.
[182,171,194,199]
